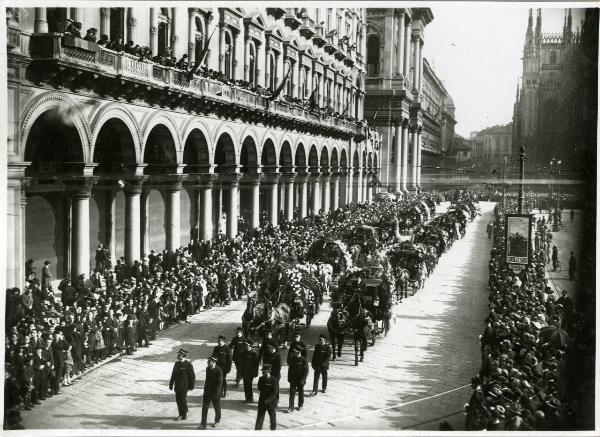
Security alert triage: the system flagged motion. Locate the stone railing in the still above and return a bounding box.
[27,33,361,136]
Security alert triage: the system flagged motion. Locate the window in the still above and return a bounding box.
[550,50,557,64]
[337,15,342,33]
[271,54,277,92]
[110,8,125,42]
[224,32,233,79]
[248,43,256,84]
[194,17,204,63]
[327,9,332,32]
[47,8,67,33]
[366,34,380,76]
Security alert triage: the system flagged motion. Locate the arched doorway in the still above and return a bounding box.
[213,132,237,236]
[182,128,210,243]
[367,34,380,76]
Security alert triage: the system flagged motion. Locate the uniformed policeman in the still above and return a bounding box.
[169,349,195,420]
[287,331,307,363]
[229,327,246,386]
[262,343,282,404]
[212,335,232,397]
[241,340,259,402]
[311,334,332,395]
[287,346,309,412]
[255,364,278,430]
[199,356,223,429]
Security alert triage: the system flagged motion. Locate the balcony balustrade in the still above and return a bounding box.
[26,33,361,138]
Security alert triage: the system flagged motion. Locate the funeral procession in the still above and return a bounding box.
[2,2,597,433]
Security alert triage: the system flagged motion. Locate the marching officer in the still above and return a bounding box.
[212,335,232,397]
[169,349,195,421]
[258,331,278,363]
[255,364,278,430]
[262,343,281,404]
[199,356,222,429]
[311,334,331,395]
[287,346,308,412]
[287,331,307,362]
[241,340,259,402]
[229,327,246,386]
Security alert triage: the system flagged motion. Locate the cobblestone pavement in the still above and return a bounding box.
[19,202,495,431]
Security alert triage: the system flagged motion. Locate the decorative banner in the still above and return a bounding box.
[505,214,533,266]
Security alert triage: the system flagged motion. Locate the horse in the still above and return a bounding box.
[394,267,410,301]
[327,309,349,361]
[350,309,374,365]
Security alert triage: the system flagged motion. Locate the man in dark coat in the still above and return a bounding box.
[41,260,52,289]
[229,327,246,386]
[552,245,559,271]
[199,356,223,429]
[262,343,282,404]
[212,335,232,397]
[51,331,67,392]
[287,331,307,362]
[311,334,331,395]
[255,364,278,430]
[136,303,150,347]
[241,340,259,402]
[287,346,309,412]
[169,349,195,420]
[258,331,279,363]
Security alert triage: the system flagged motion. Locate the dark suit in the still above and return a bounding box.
[262,350,282,403]
[287,340,307,362]
[241,348,259,401]
[311,343,331,392]
[255,374,278,430]
[229,335,246,383]
[201,365,223,426]
[212,344,231,396]
[169,359,195,418]
[287,355,309,409]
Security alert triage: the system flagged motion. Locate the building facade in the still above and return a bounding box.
[470,124,513,175]
[511,9,587,175]
[5,7,382,290]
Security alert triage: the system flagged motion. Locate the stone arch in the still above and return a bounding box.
[183,128,211,173]
[90,104,142,163]
[240,135,259,173]
[353,149,360,168]
[261,138,277,171]
[295,143,307,169]
[212,123,240,160]
[24,109,86,175]
[141,113,181,164]
[320,146,330,171]
[308,144,319,172]
[340,148,348,169]
[181,119,214,163]
[259,132,279,165]
[331,148,339,171]
[20,92,90,164]
[214,132,237,172]
[93,118,138,175]
[143,124,178,174]
[279,141,293,172]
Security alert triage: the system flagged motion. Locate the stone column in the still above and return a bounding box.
[265,48,271,89]
[149,8,158,55]
[296,173,309,218]
[401,121,410,194]
[124,179,143,266]
[224,176,240,239]
[346,167,354,205]
[411,127,418,191]
[6,170,29,290]
[331,173,340,210]
[170,7,179,56]
[127,8,137,43]
[417,130,423,191]
[244,36,251,81]
[310,173,321,215]
[105,189,117,259]
[70,179,97,280]
[355,168,363,203]
[362,170,369,201]
[241,173,262,233]
[34,8,48,33]
[394,121,402,192]
[339,171,347,206]
[366,174,374,203]
[412,34,419,90]
[321,173,331,212]
[256,42,264,86]
[165,177,183,253]
[418,39,424,93]
[263,174,280,226]
[219,24,226,72]
[396,11,405,77]
[282,174,296,222]
[199,174,216,241]
[70,8,82,22]
[403,17,411,78]
[188,9,196,63]
[232,31,239,80]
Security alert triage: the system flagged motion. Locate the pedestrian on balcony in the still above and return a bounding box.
[124,40,135,54]
[96,34,109,46]
[84,28,97,43]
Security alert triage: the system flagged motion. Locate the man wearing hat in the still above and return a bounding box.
[241,340,259,402]
[287,346,309,412]
[287,331,307,363]
[311,334,331,395]
[262,343,281,403]
[229,327,246,387]
[199,356,222,429]
[258,331,278,363]
[212,335,232,397]
[169,349,196,421]
[255,364,278,430]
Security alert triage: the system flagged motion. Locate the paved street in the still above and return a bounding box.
[20,202,495,431]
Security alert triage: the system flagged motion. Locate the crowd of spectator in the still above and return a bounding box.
[464,198,589,430]
[4,193,441,420]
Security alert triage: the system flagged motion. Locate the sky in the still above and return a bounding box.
[425,5,586,137]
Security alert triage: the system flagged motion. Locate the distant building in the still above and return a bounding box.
[470,124,513,175]
[454,134,472,166]
[512,8,597,177]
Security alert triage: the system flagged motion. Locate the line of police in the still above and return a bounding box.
[169,327,332,430]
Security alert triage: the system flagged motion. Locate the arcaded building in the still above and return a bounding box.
[6,7,384,289]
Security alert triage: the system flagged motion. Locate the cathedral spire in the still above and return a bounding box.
[527,9,533,32]
[568,9,572,31]
[525,9,534,50]
[535,9,542,43]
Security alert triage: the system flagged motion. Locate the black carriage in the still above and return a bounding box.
[387,242,426,298]
[306,237,349,275]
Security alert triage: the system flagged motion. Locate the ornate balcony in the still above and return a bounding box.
[299,16,316,39]
[323,36,337,55]
[25,33,362,140]
[284,13,302,30]
[266,8,286,20]
[312,25,326,47]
